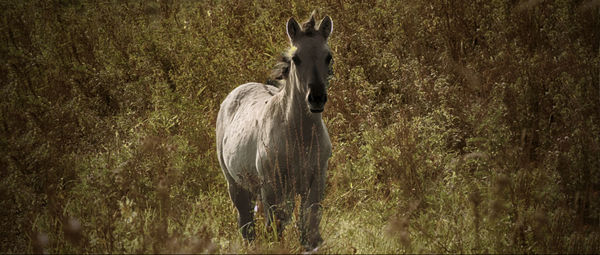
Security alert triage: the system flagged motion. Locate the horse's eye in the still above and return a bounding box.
[325,54,333,65]
[292,55,301,65]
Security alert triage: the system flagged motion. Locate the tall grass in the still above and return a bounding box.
[1,0,599,253]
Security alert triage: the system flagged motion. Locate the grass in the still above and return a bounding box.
[1,0,599,253]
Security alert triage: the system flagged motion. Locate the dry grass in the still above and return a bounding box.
[1,0,599,253]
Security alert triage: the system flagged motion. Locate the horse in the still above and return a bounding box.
[215,12,334,250]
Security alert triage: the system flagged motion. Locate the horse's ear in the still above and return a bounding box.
[286,17,301,43]
[319,16,333,39]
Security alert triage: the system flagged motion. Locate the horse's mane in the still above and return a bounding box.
[266,54,290,86]
[266,12,319,87]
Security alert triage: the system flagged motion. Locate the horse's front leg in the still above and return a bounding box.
[298,171,325,250]
[260,185,288,239]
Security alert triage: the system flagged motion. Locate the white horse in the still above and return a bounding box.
[216,12,333,250]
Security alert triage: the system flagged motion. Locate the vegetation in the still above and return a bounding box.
[1,0,599,253]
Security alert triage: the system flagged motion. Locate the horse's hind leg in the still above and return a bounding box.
[222,169,255,241]
[230,182,255,241]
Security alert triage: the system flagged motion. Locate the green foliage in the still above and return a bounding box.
[1,0,599,253]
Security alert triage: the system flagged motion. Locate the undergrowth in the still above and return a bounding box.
[1,0,599,253]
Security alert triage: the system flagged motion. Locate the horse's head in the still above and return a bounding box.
[286,13,333,113]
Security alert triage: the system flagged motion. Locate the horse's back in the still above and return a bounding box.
[217,82,279,188]
[218,83,277,125]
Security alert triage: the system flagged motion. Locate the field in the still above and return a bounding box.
[2,0,600,253]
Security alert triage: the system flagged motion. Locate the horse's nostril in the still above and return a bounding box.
[308,93,327,105]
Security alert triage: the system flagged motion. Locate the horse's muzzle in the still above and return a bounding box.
[307,91,327,113]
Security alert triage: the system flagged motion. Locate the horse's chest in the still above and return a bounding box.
[256,128,329,180]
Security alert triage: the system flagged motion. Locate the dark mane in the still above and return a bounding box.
[266,54,290,87]
[301,13,318,36]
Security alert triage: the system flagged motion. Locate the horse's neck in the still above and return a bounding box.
[275,70,322,131]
